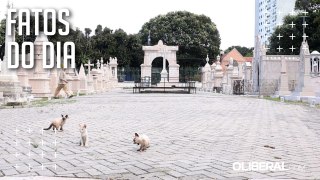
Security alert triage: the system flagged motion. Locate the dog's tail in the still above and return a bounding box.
[43,124,53,130]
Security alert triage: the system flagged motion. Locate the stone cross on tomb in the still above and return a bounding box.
[100,57,104,67]
[84,60,94,77]
[96,60,101,70]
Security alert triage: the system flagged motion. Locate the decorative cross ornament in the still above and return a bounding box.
[289,22,296,28]
[277,33,283,40]
[289,10,296,16]
[290,33,296,40]
[290,46,296,52]
[277,46,283,52]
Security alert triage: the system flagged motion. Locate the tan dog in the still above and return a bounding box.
[133,133,150,151]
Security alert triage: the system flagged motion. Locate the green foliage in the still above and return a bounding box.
[84,28,92,38]
[88,27,143,67]
[139,11,220,66]
[295,0,320,11]
[95,25,102,35]
[269,0,320,54]
[269,15,304,55]
[224,46,254,57]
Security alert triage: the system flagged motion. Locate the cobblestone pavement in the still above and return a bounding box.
[0,89,320,179]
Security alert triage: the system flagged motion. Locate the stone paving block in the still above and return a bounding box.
[138,172,167,179]
[184,170,209,176]
[36,169,56,176]
[166,170,185,178]
[133,162,153,170]
[158,175,179,180]
[55,169,84,175]
[126,166,148,175]
[0,91,320,179]
[179,174,211,180]
[103,169,129,175]
[2,168,19,176]
[74,172,91,178]
[84,168,103,176]
[187,165,212,171]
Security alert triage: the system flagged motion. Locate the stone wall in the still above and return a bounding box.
[259,55,300,95]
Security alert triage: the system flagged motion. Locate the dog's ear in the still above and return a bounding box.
[135,133,139,137]
[65,115,68,118]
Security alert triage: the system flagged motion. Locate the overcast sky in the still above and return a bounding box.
[0,0,255,50]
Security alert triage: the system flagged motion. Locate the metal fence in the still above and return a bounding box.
[179,67,201,82]
[117,67,141,82]
[117,66,202,83]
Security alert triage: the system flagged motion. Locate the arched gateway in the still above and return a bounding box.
[141,40,180,83]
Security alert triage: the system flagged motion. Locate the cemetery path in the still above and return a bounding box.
[0,90,320,179]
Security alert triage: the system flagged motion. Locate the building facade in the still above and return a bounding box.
[255,0,296,45]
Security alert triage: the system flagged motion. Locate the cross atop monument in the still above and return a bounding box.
[96,60,101,69]
[84,60,94,77]
[100,57,104,65]
[300,10,309,36]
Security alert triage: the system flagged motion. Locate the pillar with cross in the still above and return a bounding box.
[84,60,94,78]
[84,60,95,93]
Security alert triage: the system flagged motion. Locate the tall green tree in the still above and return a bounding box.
[139,11,220,66]
[127,34,143,67]
[84,28,92,38]
[95,25,103,35]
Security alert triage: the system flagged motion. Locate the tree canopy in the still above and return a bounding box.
[139,11,221,66]
[269,0,320,54]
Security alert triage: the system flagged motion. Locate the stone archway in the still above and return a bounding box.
[151,57,169,84]
[141,40,179,82]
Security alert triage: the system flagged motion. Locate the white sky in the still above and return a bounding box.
[0,0,255,50]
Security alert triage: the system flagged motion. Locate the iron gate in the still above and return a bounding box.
[233,80,244,95]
